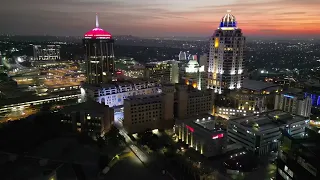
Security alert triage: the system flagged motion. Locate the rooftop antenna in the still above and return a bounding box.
[96,13,99,28]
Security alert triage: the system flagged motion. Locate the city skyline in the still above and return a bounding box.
[1,0,320,37]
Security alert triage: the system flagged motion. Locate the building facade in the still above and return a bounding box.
[175,84,215,119]
[144,60,179,84]
[275,93,312,117]
[228,110,309,155]
[121,84,215,134]
[182,59,207,90]
[61,101,114,136]
[83,14,115,84]
[230,79,282,112]
[123,84,175,134]
[33,45,60,61]
[82,79,161,107]
[175,114,227,157]
[208,11,245,93]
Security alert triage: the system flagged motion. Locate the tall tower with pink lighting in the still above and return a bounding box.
[83,14,115,84]
[207,10,246,94]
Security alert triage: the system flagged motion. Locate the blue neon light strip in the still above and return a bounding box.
[283,94,294,99]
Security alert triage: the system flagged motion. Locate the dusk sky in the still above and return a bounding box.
[1,0,320,37]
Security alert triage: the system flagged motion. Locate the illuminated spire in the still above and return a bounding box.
[96,13,99,28]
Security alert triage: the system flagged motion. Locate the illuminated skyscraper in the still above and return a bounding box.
[83,14,115,84]
[208,11,246,94]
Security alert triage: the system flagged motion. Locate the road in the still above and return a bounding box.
[114,122,174,180]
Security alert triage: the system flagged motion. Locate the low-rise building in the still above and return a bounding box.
[228,110,309,155]
[81,79,161,107]
[175,114,227,157]
[61,101,114,136]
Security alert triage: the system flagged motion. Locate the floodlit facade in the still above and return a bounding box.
[83,14,115,84]
[275,93,312,117]
[183,59,206,90]
[208,11,246,93]
[230,79,282,112]
[82,79,161,107]
[228,110,309,155]
[33,45,60,61]
[144,60,179,84]
[175,114,227,157]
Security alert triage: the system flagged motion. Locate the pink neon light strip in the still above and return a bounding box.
[186,125,194,132]
[212,133,224,139]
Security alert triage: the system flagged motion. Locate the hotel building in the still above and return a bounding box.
[208,11,246,93]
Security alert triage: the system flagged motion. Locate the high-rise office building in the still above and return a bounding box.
[208,11,246,94]
[33,45,60,61]
[83,14,115,84]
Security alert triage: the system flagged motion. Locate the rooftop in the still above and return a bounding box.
[219,10,237,30]
[62,100,109,114]
[231,110,307,132]
[177,114,224,135]
[84,14,112,39]
[242,79,280,91]
[125,94,163,104]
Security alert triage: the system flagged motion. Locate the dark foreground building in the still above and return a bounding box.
[277,128,320,180]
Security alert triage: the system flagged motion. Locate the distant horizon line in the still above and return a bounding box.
[0,34,319,40]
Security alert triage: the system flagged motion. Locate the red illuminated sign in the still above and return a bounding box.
[186,125,194,132]
[116,71,122,74]
[212,133,224,139]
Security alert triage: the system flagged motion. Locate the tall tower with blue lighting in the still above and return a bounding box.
[207,10,246,94]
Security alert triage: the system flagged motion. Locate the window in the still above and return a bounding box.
[278,168,292,180]
[284,165,293,178]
